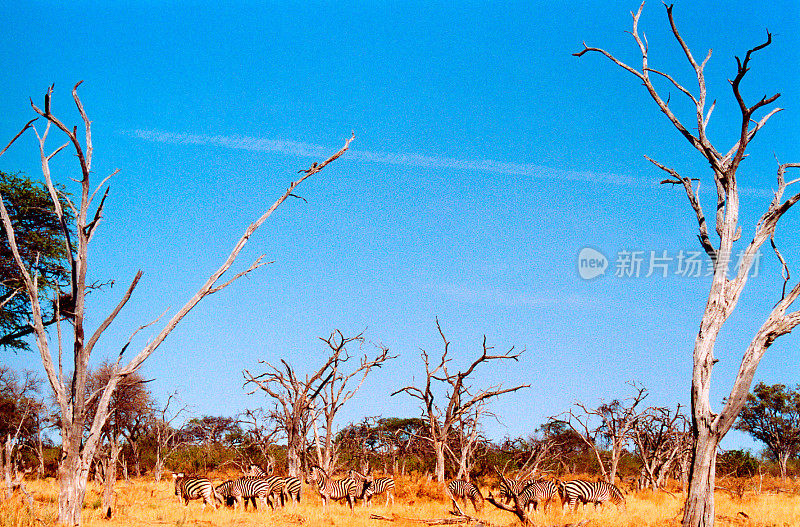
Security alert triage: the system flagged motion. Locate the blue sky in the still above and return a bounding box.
[2,1,799,454]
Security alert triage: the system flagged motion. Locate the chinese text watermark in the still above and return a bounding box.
[577,247,761,280]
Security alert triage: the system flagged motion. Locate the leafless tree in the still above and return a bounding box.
[560,384,648,484]
[0,82,352,525]
[243,332,361,477]
[574,3,799,525]
[151,392,188,482]
[85,362,150,518]
[447,402,490,481]
[0,366,42,500]
[632,405,692,490]
[392,318,529,482]
[311,331,394,473]
[238,407,279,468]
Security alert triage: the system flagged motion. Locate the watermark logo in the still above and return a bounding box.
[578,247,608,280]
[577,246,762,280]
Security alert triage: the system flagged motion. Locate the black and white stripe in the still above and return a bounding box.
[559,480,625,512]
[497,478,536,505]
[247,464,301,505]
[349,470,395,507]
[310,465,358,510]
[215,477,275,510]
[247,465,269,477]
[519,480,558,512]
[283,476,302,504]
[447,480,483,512]
[173,473,220,510]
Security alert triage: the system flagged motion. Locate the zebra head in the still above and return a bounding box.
[310,465,325,485]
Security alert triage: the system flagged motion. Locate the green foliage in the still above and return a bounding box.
[735,382,800,465]
[718,449,760,477]
[0,171,73,351]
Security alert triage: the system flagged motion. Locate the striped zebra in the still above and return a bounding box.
[519,480,558,512]
[349,469,396,507]
[215,477,274,510]
[310,465,358,511]
[447,480,483,512]
[283,476,302,504]
[172,473,220,510]
[247,464,302,505]
[497,478,537,505]
[559,480,626,512]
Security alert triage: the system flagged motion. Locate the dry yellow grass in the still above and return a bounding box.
[1,475,799,527]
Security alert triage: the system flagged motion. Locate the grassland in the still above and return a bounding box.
[2,473,799,527]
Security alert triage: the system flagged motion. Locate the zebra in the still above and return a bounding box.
[283,476,302,504]
[310,465,358,511]
[172,473,220,510]
[447,480,483,512]
[349,469,396,507]
[519,480,558,513]
[247,464,301,505]
[215,477,275,510]
[497,478,537,505]
[558,480,626,513]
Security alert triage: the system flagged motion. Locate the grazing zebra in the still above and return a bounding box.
[215,477,274,510]
[559,480,626,512]
[447,480,483,512]
[172,473,220,510]
[497,478,537,505]
[247,464,302,505]
[349,469,396,507]
[519,480,558,512]
[283,476,302,504]
[310,465,358,511]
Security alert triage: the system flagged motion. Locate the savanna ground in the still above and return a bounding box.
[2,473,799,527]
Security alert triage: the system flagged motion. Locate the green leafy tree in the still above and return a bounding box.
[0,171,72,351]
[735,382,800,481]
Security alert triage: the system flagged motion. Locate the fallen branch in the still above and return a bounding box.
[369,513,487,526]
[369,513,592,527]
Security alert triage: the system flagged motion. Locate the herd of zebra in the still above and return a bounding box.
[172,466,623,516]
[171,464,395,512]
[448,477,626,514]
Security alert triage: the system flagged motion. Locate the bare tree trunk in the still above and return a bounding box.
[682,432,718,527]
[153,444,166,483]
[130,440,142,477]
[287,441,302,478]
[2,434,12,500]
[36,429,46,479]
[101,439,121,518]
[609,454,620,484]
[57,454,90,527]
[779,452,789,484]
[434,441,446,482]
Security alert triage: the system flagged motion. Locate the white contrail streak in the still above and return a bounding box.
[128,129,640,186]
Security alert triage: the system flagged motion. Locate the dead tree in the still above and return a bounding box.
[574,4,800,526]
[0,367,42,500]
[560,384,648,483]
[448,403,489,481]
[485,470,532,526]
[0,82,352,526]
[632,406,691,490]
[392,318,529,482]
[238,408,279,468]
[311,331,394,473]
[151,392,187,482]
[84,362,150,518]
[243,333,357,477]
